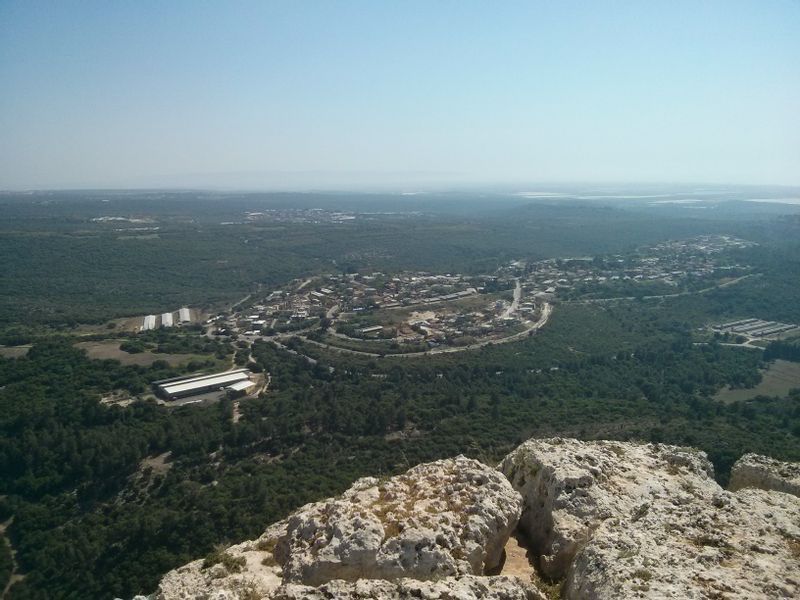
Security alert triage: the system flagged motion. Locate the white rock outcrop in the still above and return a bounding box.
[566,486,800,599]
[151,438,800,600]
[276,455,522,585]
[271,575,547,600]
[729,452,800,497]
[154,455,524,599]
[153,521,287,600]
[499,437,718,579]
[500,438,800,599]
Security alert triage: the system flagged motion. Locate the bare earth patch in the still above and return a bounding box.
[497,533,536,579]
[715,359,800,403]
[0,346,30,358]
[75,340,212,367]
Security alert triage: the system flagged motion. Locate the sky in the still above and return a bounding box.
[1,1,798,190]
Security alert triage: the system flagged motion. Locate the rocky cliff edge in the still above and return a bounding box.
[148,440,800,600]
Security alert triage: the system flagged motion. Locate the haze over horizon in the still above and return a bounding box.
[1,1,799,190]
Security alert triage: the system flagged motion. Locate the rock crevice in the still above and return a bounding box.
[152,440,800,600]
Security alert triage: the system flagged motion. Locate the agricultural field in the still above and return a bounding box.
[0,346,29,358]
[74,340,229,369]
[714,359,800,403]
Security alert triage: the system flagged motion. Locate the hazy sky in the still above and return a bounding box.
[1,1,798,189]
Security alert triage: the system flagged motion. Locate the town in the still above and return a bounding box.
[199,235,757,353]
[126,235,769,405]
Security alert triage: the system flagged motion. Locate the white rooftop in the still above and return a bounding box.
[160,370,250,396]
[227,380,254,392]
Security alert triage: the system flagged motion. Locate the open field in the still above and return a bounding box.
[715,359,800,403]
[348,292,510,328]
[0,346,30,358]
[74,341,221,368]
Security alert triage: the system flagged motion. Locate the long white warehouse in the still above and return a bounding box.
[142,315,157,331]
[178,307,191,323]
[153,369,253,400]
[161,312,174,327]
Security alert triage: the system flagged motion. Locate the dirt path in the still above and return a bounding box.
[497,533,537,579]
[295,278,313,292]
[230,293,252,310]
[1,517,24,598]
[571,273,756,304]
[501,278,522,319]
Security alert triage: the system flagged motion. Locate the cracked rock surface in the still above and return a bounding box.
[271,575,546,600]
[275,455,522,585]
[500,438,800,599]
[154,456,525,599]
[151,438,800,600]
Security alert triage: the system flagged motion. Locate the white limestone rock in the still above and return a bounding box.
[271,575,547,600]
[565,484,800,599]
[153,456,523,598]
[151,439,800,600]
[499,437,717,579]
[152,521,287,600]
[275,455,522,585]
[729,452,800,497]
[500,437,800,599]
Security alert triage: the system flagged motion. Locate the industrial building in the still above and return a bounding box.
[718,318,758,329]
[178,307,191,323]
[142,315,156,331]
[161,312,174,327]
[357,325,383,335]
[226,379,257,395]
[714,318,798,338]
[153,368,254,400]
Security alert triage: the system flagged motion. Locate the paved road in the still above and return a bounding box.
[230,293,252,310]
[295,277,313,292]
[693,341,764,351]
[296,302,553,359]
[500,278,522,319]
[269,338,319,365]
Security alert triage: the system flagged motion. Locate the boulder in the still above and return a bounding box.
[275,455,522,585]
[153,456,524,598]
[152,521,287,600]
[499,437,717,579]
[565,485,800,599]
[729,452,800,497]
[500,438,800,599]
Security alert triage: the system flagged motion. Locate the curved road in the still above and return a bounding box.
[296,302,552,359]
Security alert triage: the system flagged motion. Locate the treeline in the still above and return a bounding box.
[764,340,800,363]
[5,197,796,329]
[707,243,800,323]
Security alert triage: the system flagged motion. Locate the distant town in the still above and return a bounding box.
[138,234,766,349]
[127,234,799,405]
